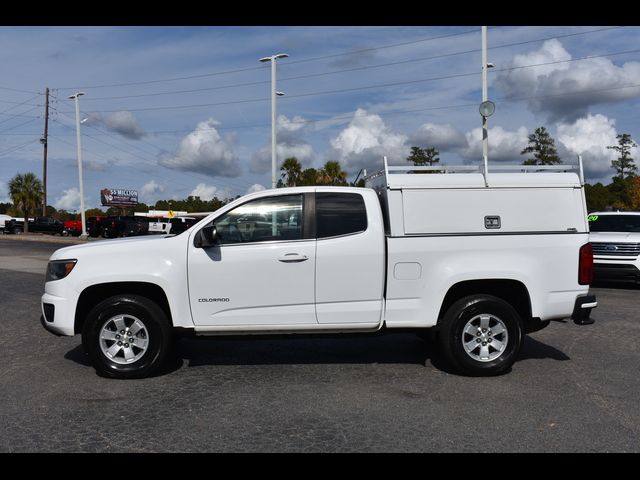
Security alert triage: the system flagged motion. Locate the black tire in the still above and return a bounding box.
[437,294,523,376]
[82,294,172,379]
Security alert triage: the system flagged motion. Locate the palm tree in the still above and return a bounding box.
[318,161,348,186]
[280,157,303,187]
[8,172,43,233]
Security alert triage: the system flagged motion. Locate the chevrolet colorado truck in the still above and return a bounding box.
[41,159,596,379]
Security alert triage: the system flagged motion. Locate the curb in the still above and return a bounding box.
[0,233,91,245]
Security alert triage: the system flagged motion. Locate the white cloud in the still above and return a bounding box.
[189,183,231,201]
[250,115,314,174]
[409,123,467,151]
[84,111,146,140]
[250,143,314,174]
[462,125,530,162]
[140,180,165,202]
[328,108,409,173]
[495,39,640,121]
[556,114,628,181]
[246,183,266,194]
[276,115,309,144]
[54,187,81,211]
[159,119,241,177]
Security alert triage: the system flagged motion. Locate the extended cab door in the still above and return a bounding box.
[314,190,385,324]
[188,193,317,327]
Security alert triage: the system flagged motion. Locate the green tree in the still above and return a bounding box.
[8,172,43,233]
[407,146,440,167]
[299,168,319,186]
[608,133,637,180]
[85,207,106,218]
[521,127,561,165]
[280,157,303,187]
[584,183,616,212]
[317,161,348,186]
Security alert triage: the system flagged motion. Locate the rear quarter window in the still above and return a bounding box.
[316,192,367,238]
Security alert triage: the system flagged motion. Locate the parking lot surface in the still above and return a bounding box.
[0,239,639,452]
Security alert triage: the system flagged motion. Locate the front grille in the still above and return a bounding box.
[591,242,640,257]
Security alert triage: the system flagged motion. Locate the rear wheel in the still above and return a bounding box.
[438,294,523,376]
[82,294,172,379]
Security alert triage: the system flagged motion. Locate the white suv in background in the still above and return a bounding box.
[0,214,12,233]
[588,211,640,284]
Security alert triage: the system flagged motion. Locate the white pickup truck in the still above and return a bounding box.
[41,159,596,379]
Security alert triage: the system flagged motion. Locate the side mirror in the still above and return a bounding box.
[195,225,218,248]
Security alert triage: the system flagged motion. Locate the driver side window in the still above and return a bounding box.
[213,194,303,245]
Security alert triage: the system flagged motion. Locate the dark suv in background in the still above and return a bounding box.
[100,216,149,238]
[169,217,200,235]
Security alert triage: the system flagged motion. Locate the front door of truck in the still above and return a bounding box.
[188,193,317,327]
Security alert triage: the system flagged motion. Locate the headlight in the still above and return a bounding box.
[46,259,77,282]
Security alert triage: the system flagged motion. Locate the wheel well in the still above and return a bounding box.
[74,282,172,335]
[437,279,532,325]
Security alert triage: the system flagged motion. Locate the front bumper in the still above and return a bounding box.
[571,294,597,325]
[41,292,76,336]
[593,262,640,283]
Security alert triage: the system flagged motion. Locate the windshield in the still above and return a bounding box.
[588,214,640,232]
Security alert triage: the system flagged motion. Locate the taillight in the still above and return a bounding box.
[579,242,593,285]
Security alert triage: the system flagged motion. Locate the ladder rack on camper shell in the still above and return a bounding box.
[364,155,586,188]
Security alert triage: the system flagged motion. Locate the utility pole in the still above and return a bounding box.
[41,87,49,216]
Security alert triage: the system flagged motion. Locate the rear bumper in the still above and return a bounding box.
[571,294,597,325]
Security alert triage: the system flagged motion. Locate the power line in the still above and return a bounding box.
[53,28,481,92]
[0,117,40,134]
[0,139,40,158]
[0,86,42,95]
[0,104,42,122]
[0,94,42,115]
[51,115,256,193]
[61,27,631,104]
[40,74,640,140]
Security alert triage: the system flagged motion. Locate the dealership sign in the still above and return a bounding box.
[100,188,138,206]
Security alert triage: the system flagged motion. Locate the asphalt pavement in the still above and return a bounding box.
[0,238,639,452]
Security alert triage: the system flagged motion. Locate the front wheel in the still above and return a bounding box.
[82,295,172,379]
[438,294,523,376]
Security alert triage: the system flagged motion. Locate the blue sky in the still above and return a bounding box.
[1,25,639,210]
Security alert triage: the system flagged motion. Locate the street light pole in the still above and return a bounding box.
[482,26,489,172]
[69,92,87,239]
[259,53,288,189]
[480,26,495,186]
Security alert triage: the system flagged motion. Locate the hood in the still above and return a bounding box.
[50,234,175,261]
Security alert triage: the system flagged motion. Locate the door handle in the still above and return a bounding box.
[278,253,309,263]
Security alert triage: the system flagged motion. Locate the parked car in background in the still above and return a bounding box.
[147,217,172,235]
[588,211,640,284]
[168,216,199,235]
[100,216,149,238]
[86,216,107,238]
[5,216,64,235]
[0,214,12,233]
[63,219,83,236]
